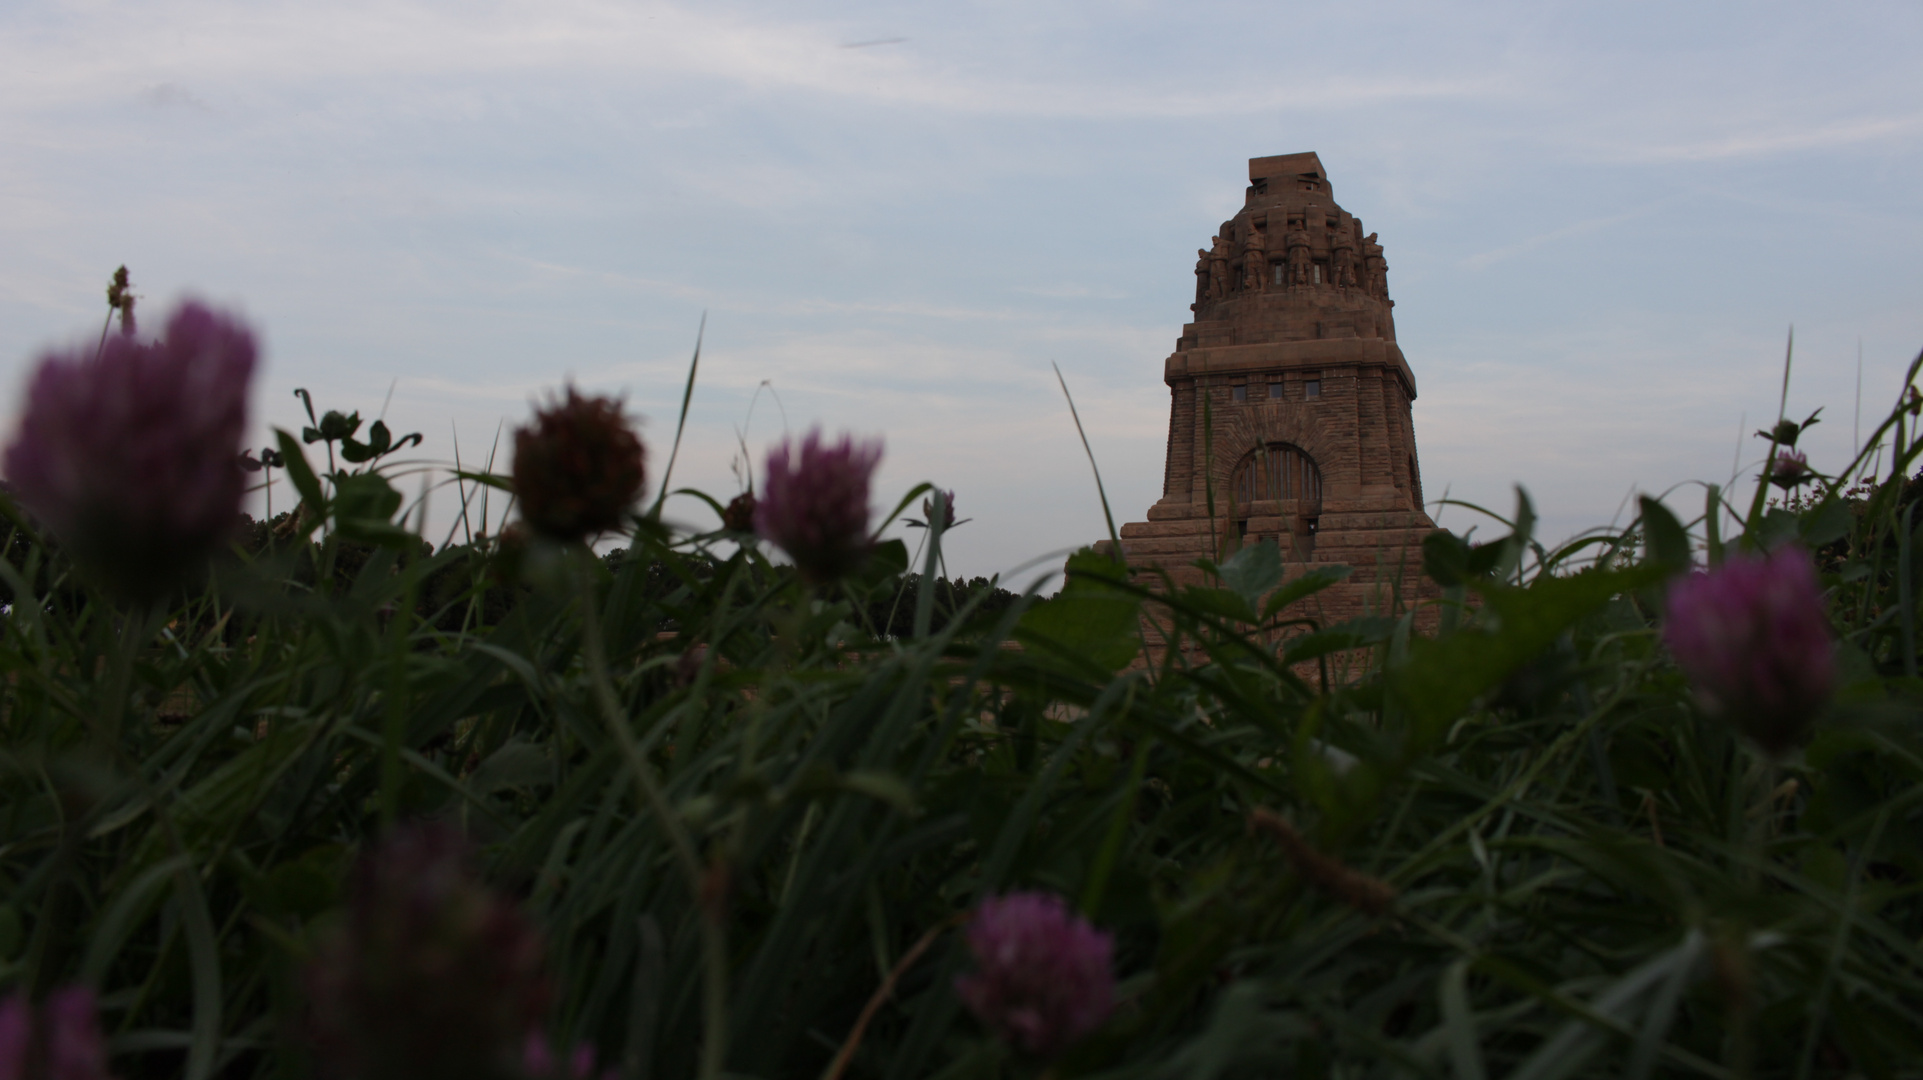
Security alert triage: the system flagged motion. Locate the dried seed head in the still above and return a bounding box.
[1249,807,1397,916]
[105,267,136,336]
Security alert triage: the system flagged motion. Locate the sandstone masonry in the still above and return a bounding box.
[1114,152,1436,619]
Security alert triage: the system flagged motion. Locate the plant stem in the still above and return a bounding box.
[378,551,422,828]
[821,914,962,1080]
[30,604,154,996]
[98,603,159,753]
[574,554,728,1080]
[94,312,114,361]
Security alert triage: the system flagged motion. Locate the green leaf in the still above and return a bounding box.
[332,468,413,545]
[333,471,403,525]
[1638,495,1691,571]
[1800,496,1854,548]
[1016,547,1143,673]
[317,409,361,441]
[452,469,515,493]
[337,519,418,547]
[127,721,317,874]
[864,538,909,580]
[1754,506,1800,551]
[1439,960,1489,1080]
[247,845,349,921]
[1390,565,1667,746]
[1179,586,1258,625]
[468,739,553,795]
[1507,931,1705,1080]
[1281,616,1396,665]
[82,856,195,984]
[837,769,919,814]
[1261,564,1353,620]
[274,429,326,514]
[338,437,376,463]
[175,864,222,1080]
[1217,539,1284,609]
[1423,531,1471,585]
[1509,486,1538,561]
[1423,531,1504,586]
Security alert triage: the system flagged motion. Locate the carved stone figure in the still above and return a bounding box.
[1195,248,1211,305]
[1207,234,1232,299]
[1285,225,1312,286]
[1362,232,1387,298]
[1330,226,1357,289]
[1241,226,1267,294]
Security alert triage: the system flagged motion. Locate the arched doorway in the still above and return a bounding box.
[1228,442,1323,557]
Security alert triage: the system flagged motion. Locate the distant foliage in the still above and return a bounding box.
[2,274,1922,1080]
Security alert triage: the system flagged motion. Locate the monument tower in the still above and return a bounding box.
[1115,152,1435,608]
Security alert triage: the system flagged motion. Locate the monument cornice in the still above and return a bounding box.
[1164,340,1417,399]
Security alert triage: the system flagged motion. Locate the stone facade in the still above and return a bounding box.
[1114,152,1435,619]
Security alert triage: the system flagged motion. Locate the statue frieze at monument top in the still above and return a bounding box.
[1189,151,1398,354]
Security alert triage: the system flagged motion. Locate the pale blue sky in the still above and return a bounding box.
[4,0,1921,577]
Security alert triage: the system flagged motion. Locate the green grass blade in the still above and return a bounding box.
[1439,959,1488,1080]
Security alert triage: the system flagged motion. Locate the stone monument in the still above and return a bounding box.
[1114,152,1435,616]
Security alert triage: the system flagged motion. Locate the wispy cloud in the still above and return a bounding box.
[141,82,211,111]
[1622,112,1923,163]
[1460,202,1671,270]
[1017,283,1131,301]
[0,0,1510,121]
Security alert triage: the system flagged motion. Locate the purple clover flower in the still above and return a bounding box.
[1769,449,1812,490]
[0,985,113,1080]
[754,428,883,584]
[1664,546,1835,757]
[954,891,1115,1058]
[303,824,549,1080]
[521,1034,614,1080]
[3,302,256,604]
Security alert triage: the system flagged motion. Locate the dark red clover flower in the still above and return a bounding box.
[754,428,883,584]
[1664,546,1835,758]
[105,266,136,337]
[0,985,113,1080]
[954,891,1115,1059]
[303,824,549,1080]
[721,491,757,533]
[512,387,645,543]
[4,302,256,604]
